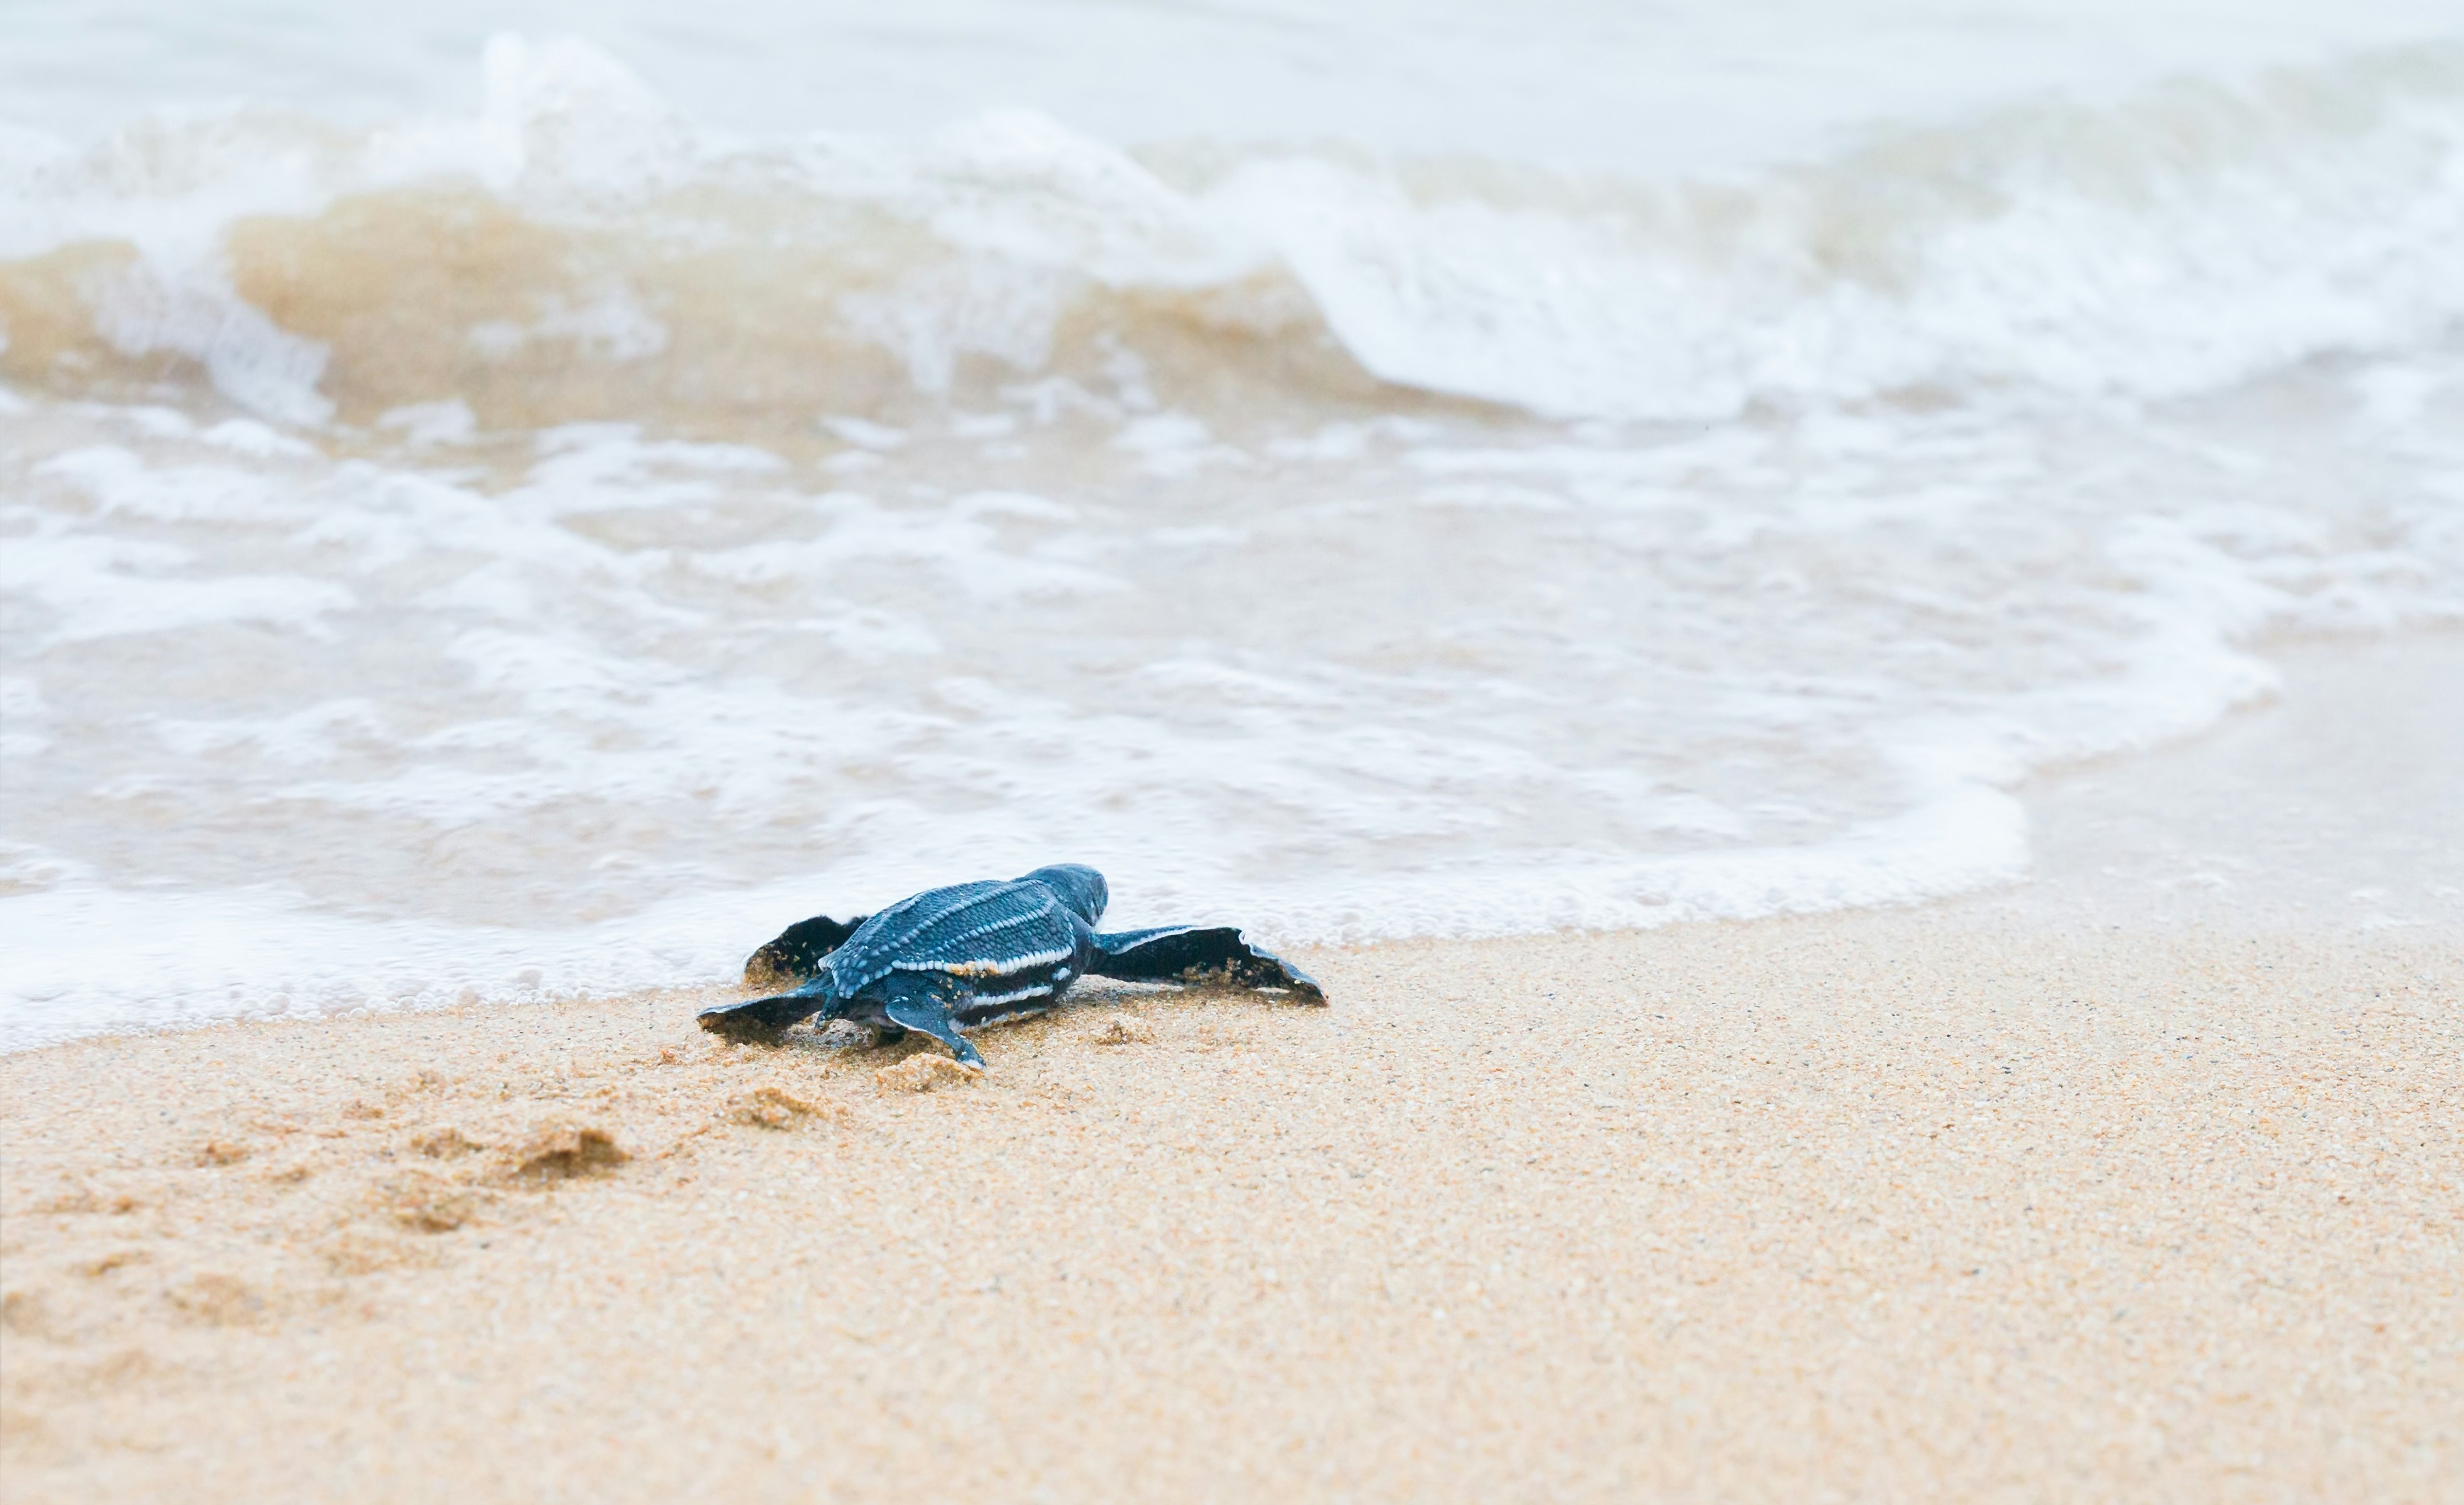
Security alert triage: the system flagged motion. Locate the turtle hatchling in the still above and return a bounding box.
[696,863,1324,1067]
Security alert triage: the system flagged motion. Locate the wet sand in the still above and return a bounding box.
[3,909,2458,1501]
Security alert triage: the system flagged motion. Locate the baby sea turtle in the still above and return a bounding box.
[696,863,1323,1067]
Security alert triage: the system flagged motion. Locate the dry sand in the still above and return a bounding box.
[3,909,2458,1501]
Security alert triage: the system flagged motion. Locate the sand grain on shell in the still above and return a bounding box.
[1,912,2458,1501]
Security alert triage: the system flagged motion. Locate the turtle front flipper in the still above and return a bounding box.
[874,974,985,1069]
[1089,927,1325,1002]
[745,913,869,990]
[698,977,832,1041]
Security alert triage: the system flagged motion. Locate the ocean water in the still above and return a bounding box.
[4,3,2462,1048]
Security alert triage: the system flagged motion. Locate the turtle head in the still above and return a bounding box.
[1020,863,1107,926]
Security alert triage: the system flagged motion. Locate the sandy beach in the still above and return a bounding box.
[8,1,2464,1498]
[4,907,2456,1501]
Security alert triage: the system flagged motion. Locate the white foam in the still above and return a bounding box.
[0,531,354,645]
[0,879,758,1053]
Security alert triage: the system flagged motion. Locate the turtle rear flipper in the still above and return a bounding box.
[1090,927,1324,1001]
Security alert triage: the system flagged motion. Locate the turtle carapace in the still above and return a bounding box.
[696,864,1323,1067]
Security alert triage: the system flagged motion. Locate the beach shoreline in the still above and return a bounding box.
[4,906,2456,1501]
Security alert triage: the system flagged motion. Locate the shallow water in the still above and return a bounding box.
[2013,635,2464,933]
[4,5,2461,1047]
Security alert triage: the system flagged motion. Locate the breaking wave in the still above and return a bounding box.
[4,36,2461,431]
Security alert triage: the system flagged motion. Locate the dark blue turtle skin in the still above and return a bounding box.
[696,863,1323,1067]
